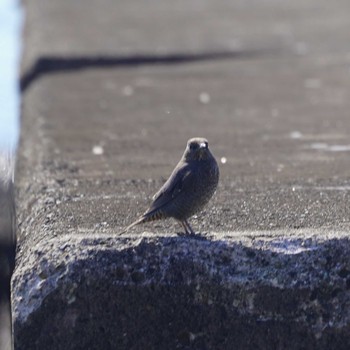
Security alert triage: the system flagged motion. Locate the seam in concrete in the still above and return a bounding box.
[20,49,268,92]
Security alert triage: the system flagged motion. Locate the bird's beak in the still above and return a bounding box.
[197,142,208,159]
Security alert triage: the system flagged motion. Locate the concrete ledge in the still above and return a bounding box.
[12,231,350,349]
[15,0,350,348]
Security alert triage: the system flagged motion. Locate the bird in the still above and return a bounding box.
[121,137,219,235]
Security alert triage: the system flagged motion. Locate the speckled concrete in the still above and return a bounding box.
[14,0,350,349]
[12,231,350,349]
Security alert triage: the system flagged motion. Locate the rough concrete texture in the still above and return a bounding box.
[11,231,350,349]
[15,0,350,349]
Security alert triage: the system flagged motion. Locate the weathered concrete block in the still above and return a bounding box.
[14,64,350,347]
[12,232,350,349]
[14,0,350,348]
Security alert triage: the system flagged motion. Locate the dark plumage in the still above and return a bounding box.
[122,137,219,235]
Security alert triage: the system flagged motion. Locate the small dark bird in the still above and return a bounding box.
[122,137,219,235]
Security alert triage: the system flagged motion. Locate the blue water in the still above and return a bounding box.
[0,0,22,153]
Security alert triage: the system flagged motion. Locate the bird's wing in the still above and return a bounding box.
[147,162,193,212]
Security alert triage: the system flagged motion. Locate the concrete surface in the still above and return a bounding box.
[14,0,350,349]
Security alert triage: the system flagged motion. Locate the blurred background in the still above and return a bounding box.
[0,0,21,152]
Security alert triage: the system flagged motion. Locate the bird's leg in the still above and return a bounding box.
[181,220,196,235]
[178,221,187,235]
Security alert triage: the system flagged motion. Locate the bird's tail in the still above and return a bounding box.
[118,209,164,235]
[118,216,146,235]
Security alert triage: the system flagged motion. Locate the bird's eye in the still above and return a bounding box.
[189,143,198,151]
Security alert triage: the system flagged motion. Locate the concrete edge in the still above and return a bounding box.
[12,229,350,327]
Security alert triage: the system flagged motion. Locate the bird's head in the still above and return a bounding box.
[184,137,211,161]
